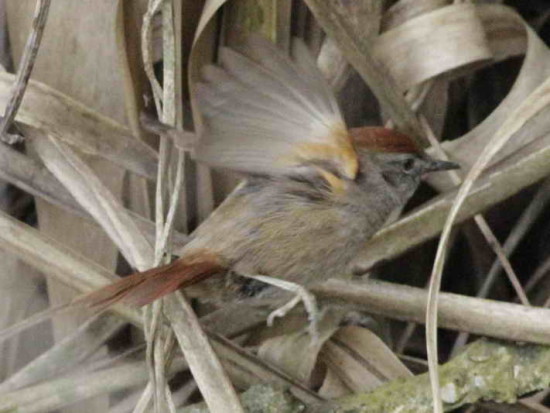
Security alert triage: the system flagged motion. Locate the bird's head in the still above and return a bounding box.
[350,127,459,202]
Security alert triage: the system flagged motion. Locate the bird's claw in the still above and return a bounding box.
[266,286,321,341]
[237,273,321,341]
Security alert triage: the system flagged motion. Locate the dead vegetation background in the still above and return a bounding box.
[0,0,550,412]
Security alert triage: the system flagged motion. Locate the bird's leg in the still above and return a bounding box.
[238,273,320,340]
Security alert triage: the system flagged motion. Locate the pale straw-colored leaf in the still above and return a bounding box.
[374,3,493,91]
[426,4,550,189]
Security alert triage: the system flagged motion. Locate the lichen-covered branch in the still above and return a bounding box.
[179,340,550,413]
[321,339,550,413]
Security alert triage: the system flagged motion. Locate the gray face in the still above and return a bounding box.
[371,153,459,202]
[378,153,423,197]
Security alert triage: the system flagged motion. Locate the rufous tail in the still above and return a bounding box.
[0,252,224,346]
[76,251,225,309]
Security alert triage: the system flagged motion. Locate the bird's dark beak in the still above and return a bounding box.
[423,158,460,173]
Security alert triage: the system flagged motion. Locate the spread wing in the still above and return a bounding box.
[195,36,358,180]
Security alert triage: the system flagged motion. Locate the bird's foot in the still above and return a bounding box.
[268,290,321,340]
[237,273,320,341]
[266,295,301,326]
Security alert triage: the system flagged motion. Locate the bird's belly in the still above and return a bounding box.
[182,188,399,301]
[235,212,368,286]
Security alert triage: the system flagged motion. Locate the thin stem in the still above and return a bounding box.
[0,0,51,144]
[141,0,164,112]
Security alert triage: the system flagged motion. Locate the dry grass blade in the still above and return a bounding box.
[0,209,141,322]
[138,1,243,411]
[141,0,164,112]
[315,1,382,90]
[0,142,188,248]
[472,215,529,305]
[0,358,188,413]
[0,314,124,393]
[164,293,244,413]
[33,134,154,270]
[426,73,550,413]
[143,1,182,410]
[0,0,50,144]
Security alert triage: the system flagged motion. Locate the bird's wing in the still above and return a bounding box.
[195,36,358,180]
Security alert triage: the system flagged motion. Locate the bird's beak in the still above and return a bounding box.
[423,158,460,173]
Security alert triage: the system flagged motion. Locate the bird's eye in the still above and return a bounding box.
[402,158,415,173]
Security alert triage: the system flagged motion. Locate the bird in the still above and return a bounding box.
[77,36,458,333]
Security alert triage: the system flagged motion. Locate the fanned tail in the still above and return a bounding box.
[76,252,225,309]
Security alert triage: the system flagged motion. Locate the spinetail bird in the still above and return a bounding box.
[77,36,458,331]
